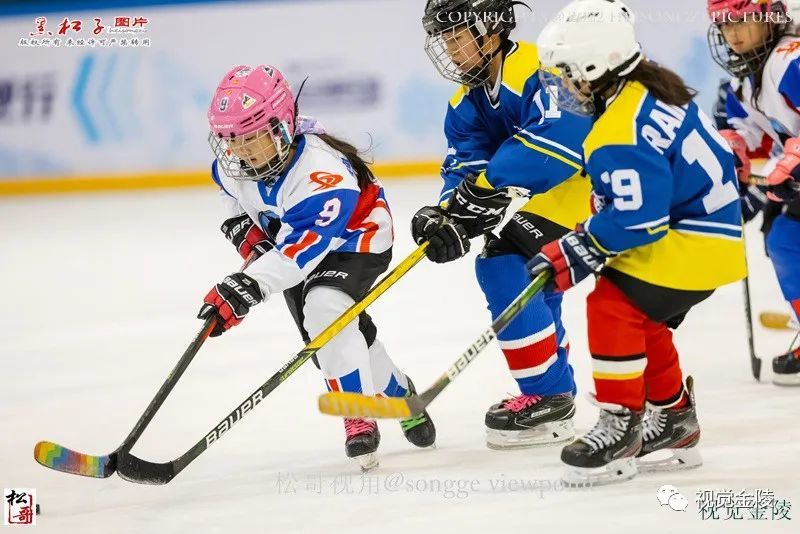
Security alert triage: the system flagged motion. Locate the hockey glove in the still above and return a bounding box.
[447,174,513,238]
[527,228,608,292]
[221,214,276,260]
[767,137,800,202]
[198,272,265,336]
[719,129,752,185]
[411,205,470,263]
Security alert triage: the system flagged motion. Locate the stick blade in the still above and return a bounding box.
[759,312,793,330]
[33,441,116,478]
[318,392,411,419]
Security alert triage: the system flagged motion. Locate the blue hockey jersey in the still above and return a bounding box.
[583,81,746,291]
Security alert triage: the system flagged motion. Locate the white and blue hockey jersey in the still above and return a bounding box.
[211,134,392,298]
[726,35,800,167]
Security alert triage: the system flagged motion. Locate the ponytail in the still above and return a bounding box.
[625,60,696,107]
[316,133,376,191]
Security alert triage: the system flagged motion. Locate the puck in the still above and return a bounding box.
[36,504,40,515]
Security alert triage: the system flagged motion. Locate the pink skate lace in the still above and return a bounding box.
[344,418,376,439]
[503,394,543,413]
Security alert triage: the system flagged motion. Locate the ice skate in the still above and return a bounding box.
[636,377,702,473]
[485,393,575,449]
[344,418,380,471]
[399,378,436,448]
[561,395,643,486]
[772,349,800,386]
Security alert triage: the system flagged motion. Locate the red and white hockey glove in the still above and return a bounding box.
[198,272,265,336]
[766,137,800,202]
[719,129,752,184]
[221,214,276,260]
[527,227,609,292]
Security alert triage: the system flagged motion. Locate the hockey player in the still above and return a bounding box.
[412,0,593,449]
[198,64,436,469]
[708,0,800,385]
[531,0,746,484]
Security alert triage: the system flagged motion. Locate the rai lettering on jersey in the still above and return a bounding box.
[3,488,36,526]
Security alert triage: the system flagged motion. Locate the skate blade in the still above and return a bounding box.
[772,373,800,387]
[637,447,702,473]
[353,453,379,472]
[562,457,637,487]
[486,419,575,450]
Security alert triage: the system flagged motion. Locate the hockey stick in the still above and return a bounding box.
[742,275,762,381]
[112,243,429,484]
[317,270,551,419]
[741,228,764,382]
[33,255,258,479]
[759,311,800,331]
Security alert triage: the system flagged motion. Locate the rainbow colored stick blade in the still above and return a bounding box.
[34,441,116,478]
[318,392,412,419]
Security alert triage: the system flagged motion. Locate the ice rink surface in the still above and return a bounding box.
[1,178,798,533]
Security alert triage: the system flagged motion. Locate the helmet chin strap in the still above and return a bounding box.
[587,51,643,118]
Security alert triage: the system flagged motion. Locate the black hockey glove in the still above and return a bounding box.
[447,175,513,238]
[411,205,470,264]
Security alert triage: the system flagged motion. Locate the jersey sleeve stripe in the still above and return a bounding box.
[281,230,322,260]
[512,134,583,171]
[517,128,583,161]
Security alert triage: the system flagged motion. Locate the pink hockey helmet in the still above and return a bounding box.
[207,64,297,183]
[707,0,789,78]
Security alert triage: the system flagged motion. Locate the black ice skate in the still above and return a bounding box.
[636,376,702,473]
[485,393,575,449]
[399,378,436,448]
[561,395,643,486]
[772,349,800,386]
[344,418,380,471]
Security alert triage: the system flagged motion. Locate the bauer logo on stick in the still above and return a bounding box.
[3,488,36,526]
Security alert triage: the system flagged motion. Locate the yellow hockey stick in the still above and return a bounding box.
[318,271,551,419]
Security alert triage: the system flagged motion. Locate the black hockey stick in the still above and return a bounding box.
[317,270,551,419]
[742,275,762,381]
[34,256,255,479]
[113,243,428,484]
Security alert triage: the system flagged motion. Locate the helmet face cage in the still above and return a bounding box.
[707,22,779,78]
[707,2,788,78]
[209,118,294,184]
[424,20,497,87]
[539,68,595,116]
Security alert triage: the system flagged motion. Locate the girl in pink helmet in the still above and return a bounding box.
[708,0,800,385]
[198,64,436,469]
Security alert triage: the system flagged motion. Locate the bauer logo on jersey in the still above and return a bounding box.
[241,94,257,109]
[310,171,344,191]
[4,488,36,526]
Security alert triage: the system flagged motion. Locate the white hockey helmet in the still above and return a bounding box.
[537,0,643,115]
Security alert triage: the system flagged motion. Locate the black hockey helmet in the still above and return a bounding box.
[423,0,519,40]
[422,0,526,87]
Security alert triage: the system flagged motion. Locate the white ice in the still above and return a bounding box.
[1,179,798,533]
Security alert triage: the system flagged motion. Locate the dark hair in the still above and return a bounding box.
[316,133,376,191]
[625,60,697,107]
[292,79,375,191]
